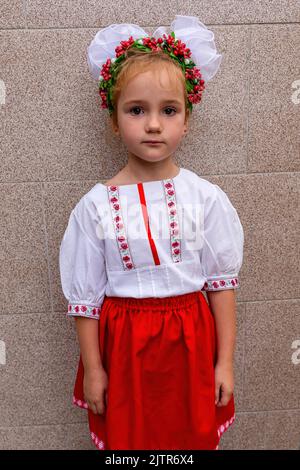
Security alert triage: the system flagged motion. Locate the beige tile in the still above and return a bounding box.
[176,1,300,24]
[0,422,96,450]
[264,410,300,449]
[25,1,300,28]
[0,31,46,182]
[0,312,87,427]
[0,183,51,315]
[25,1,192,28]
[242,300,300,411]
[248,24,300,172]
[182,26,249,176]
[0,0,25,28]
[207,172,299,301]
[0,29,116,183]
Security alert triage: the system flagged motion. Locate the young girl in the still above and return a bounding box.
[59,15,244,451]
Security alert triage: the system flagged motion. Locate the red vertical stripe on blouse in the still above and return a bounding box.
[137,183,160,265]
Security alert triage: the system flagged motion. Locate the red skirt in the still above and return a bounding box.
[72,290,235,450]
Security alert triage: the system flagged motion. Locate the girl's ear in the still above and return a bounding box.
[110,119,120,136]
[183,120,189,135]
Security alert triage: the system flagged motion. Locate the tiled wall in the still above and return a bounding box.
[0,2,299,450]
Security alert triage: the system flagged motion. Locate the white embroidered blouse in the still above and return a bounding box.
[59,167,244,320]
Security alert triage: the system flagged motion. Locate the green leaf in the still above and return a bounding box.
[115,56,124,64]
[186,81,193,92]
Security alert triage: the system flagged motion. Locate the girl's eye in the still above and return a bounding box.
[165,107,176,115]
[130,106,143,115]
[129,106,177,115]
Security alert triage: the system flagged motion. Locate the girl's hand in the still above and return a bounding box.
[214,362,234,407]
[83,368,109,415]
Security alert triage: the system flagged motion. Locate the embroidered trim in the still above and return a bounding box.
[73,396,106,449]
[73,395,89,409]
[107,185,135,271]
[163,179,181,263]
[215,413,236,450]
[107,178,182,270]
[67,304,100,319]
[91,431,105,450]
[201,277,239,291]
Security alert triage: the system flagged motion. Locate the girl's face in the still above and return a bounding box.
[112,69,189,164]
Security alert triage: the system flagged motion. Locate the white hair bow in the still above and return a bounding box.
[87,15,222,83]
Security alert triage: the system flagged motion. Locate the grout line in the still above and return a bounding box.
[40,181,55,317]
[0,170,299,185]
[245,25,252,173]
[0,22,300,31]
[0,420,89,429]
[263,406,268,449]
[235,409,300,414]
[22,0,27,29]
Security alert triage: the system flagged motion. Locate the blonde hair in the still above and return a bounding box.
[110,47,190,128]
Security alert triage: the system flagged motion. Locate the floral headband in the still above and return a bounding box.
[87,15,222,116]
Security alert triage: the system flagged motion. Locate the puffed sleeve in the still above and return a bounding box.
[59,194,108,320]
[200,184,244,291]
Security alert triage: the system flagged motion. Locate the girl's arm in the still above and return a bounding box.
[207,289,236,406]
[74,317,105,372]
[206,289,237,366]
[74,317,108,415]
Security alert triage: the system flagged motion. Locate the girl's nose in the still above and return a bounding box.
[145,115,162,132]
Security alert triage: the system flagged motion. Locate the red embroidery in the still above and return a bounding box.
[201,278,240,291]
[107,185,135,271]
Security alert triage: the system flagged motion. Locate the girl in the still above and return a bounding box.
[59,15,244,451]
